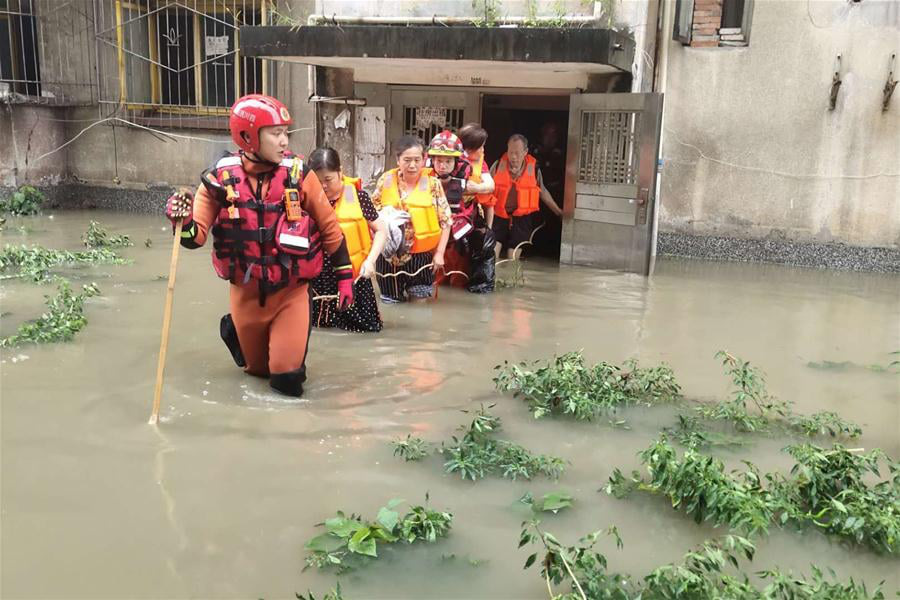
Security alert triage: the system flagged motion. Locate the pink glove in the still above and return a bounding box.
[337,277,354,311]
[165,190,193,229]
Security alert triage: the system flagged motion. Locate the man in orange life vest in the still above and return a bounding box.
[490,134,563,260]
[164,94,353,397]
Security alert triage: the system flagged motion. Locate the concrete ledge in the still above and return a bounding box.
[658,232,900,274]
[1,184,171,214]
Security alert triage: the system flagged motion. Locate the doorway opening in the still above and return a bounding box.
[480,94,570,259]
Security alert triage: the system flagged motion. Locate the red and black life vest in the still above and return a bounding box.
[200,152,322,299]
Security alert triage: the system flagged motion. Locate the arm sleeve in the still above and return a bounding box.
[431,178,453,229]
[536,168,550,195]
[369,173,387,210]
[358,190,379,222]
[466,170,494,195]
[180,182,220,249]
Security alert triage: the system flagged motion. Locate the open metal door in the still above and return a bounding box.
[560,93,663,275]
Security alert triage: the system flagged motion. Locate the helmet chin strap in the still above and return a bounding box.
[242,150,279,167]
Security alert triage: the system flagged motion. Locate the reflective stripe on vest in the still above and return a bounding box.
[335,176,372,278]
[379,168,441,254]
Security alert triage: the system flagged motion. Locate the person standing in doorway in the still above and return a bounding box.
[490,134,563,260]
[372,135,452,302]
[308,147,386,332]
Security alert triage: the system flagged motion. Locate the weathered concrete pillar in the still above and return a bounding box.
[316,67,356,176]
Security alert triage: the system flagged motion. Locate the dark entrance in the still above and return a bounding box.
[481,94,569,259]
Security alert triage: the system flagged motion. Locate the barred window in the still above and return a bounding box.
[0,0,41,97]
[96,0,269,123]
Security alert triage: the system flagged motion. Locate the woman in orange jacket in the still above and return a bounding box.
[164,94,353,397]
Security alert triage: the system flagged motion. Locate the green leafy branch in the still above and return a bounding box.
[0,244,127,284]
[0,280,101,347]
[392,405,566,482]
[494,352,681,421]
[304,496,452,573]
[607,437,900,554]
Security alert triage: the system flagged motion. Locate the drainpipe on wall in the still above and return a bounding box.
[651,0,672,262]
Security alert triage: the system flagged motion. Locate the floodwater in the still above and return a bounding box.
[1,210,898,599]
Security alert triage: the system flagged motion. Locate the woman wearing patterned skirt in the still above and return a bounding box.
[309,148,384,332]
[372,136,452,302]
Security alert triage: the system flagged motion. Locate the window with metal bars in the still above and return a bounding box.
[96,0,268,120]
[403,105,465,143]
[0,0,41,97]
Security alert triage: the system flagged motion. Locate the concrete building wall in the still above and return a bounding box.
[0,104,67,187]
[659,0,900,248]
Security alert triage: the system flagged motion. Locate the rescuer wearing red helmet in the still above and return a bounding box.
[427,130,496,293]
[164,94,354,397]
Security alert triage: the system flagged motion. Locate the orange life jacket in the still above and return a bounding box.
[334,176,372,278]
[493,153,540,219]
[379,169,442,254]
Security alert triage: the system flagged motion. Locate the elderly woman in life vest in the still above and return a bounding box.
[490,133,563,261]
[372,135,452,303]
[308,147,386,333]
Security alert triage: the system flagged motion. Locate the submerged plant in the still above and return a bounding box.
[391,435,431,461]
[0,185,44,216]
[82,221,133,248]
[606,437,775,537]
[440,406,566,481]
[0,281,101,347]
[391,406,566,482]
[296,582,344,600]
[770,444,900,554]
[519,522,886,600]
[520,491,574,514]
[304,496,451,572]
[608,437,900,554]
[0,244,127,283]
[685,351,862,445]
[494,352,681,421]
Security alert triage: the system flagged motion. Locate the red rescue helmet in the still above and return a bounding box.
[427,130,463,157]
[229,94,293,154]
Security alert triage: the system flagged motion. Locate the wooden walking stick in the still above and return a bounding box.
[149,217,183,425]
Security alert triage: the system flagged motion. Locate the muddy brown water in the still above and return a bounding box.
[1,210,898,599]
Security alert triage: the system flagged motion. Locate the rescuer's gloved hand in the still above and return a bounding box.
[165,189,194,229]
[337,277,354,311]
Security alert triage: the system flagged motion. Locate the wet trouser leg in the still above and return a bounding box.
[465,227,496,294]
[219,314,246,367]
[229,287,271,377]
[266,284,312,397]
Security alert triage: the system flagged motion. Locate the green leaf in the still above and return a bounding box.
[347,529,378,557]
[325,517,364,538]
[537,491,574,513]
[524,552,538,569]
[376,507,400,531]
[304,533,343,552]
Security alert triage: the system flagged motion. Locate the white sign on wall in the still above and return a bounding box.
[205,35,229,57]
[414,106,447,130]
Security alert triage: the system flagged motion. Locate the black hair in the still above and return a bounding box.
[459,123,488,151]
[308,147,342,172]
[393,135,425,157]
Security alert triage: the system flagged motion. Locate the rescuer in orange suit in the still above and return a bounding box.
[164,94,353,397]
